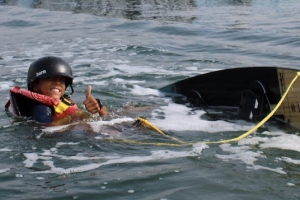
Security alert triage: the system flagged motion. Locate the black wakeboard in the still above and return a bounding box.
[159,66,300,128]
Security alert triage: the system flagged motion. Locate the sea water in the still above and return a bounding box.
[1,1,300,199]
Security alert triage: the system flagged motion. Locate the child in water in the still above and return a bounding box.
[6,56,108,125]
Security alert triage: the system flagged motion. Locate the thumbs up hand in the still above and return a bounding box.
[83,85,108,116]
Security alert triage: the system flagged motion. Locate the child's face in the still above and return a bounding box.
[33,76,66,99]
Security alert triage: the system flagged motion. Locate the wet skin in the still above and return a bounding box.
[33,76,66,99]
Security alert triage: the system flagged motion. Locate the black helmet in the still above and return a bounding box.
[27,56,74,94]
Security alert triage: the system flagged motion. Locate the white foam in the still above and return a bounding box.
[39,118,135,136]
[287,183,295,187]
[21,104,300,176]
[0,168,10,173]
[151,102,253,132]
[100,63,181,79]
[1,55,14,62]
[56,142,79,147]
[216,143,286,174]
[217,143,265,165]
[106,63,155,75]
[113,78,126,83]
[259,134,300,152]
[0,81,14,91]
[186,66,198,71]
[24,141,208,175]
[239,130,300,153]
[113,78,145,84]
[130,85,161,96]
[250,165,286,174]
[82,80,107,85]
[88,117,135,132]
[23,153,46,168]
[278,157,300,165]
[0,148,12,152]
[40,123,77,134]
[216,129,300,174]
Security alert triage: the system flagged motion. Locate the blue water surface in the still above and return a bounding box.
[1,0,300,199]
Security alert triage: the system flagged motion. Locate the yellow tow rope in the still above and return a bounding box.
[136,117,187,144]
[103,72,300,147]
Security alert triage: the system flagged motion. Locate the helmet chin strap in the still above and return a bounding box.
[69,85,74,95]
[63,85,74,99]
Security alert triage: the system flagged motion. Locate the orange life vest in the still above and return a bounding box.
[5,86,80,121]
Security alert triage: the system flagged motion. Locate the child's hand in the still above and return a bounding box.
[83,85,108,116]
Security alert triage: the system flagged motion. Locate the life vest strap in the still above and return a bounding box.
[7,86,78,118]
[54,101,70,114]
[5,100,10,109]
